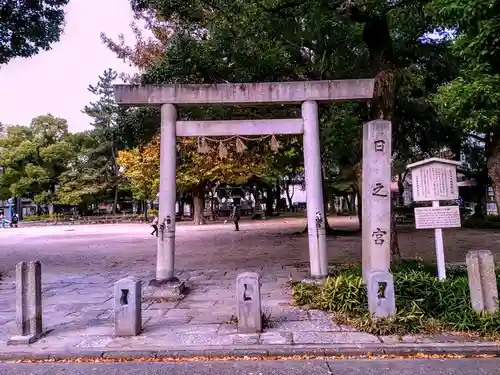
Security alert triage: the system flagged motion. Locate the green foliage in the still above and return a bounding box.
[0,0,69,65]
[55,131,109,206]
[0,115,73,202]
[57,69,127,208]
[176,137,273,190]
[429,0,500,210]
[23,213,65,221]
[292,260,500,337]
[428,0,500,73]
[129,0,458,204]
[463,215,500,229]
[432,74,500,134]
[117,137,160,201]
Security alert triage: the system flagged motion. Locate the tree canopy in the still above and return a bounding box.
[430,0,500,215]
[2,0,500,243]
[96,0,463,236]
[0,114,73,204]
[0,0,69,65]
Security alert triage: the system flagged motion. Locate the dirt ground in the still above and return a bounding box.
[0,216,499,278]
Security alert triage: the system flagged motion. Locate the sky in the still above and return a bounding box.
[0,0,138,133]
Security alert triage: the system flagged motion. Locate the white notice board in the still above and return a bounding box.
[411,163,459,202]
[414,206,461,229]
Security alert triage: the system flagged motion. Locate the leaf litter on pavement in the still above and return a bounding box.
[7,353,498,364]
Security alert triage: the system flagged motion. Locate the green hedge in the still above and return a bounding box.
[292,260,500,337]
[23,213,65,221]
[463,215,500,229]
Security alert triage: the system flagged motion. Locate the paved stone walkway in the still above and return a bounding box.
[0,266,493,355]
[0,265,380,351]
[0,218,498,355]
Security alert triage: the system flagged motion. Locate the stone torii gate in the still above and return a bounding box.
[114,79,388,294]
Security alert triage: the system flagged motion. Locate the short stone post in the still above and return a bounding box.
[8,261,44,345]
[114,277,142,336]
[236,272,262,333]
[466,250,498,313]
[367,271,396,318]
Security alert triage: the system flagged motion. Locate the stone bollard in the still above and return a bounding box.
[236,272,262,333]
[114,277,142,336]
[367,271,396,318]
[466,250,498,313]
[8,261,44,345]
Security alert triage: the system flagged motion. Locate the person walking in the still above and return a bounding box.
[11,212,19,228]
[231,204,241,231]
[151,215,159,236]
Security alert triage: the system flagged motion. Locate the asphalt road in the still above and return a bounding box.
[0,359,499,375]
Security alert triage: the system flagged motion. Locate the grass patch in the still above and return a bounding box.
[291,259,500,338]
[226,310,275,329]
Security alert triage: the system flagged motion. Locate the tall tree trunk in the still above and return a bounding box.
[192,183,206,225]
[471,167,488,218]
[486,133,500,215]
[357,189,362,230]
[346,194,353,212]
[355,164,363,230]
[285,181,294,210]
[143,200,148,222]
[265,186,274,216]
[112,186,119,215]
[16,196,23,220]
[179,199,185,220]
[275,178,282,212]
[328,196,337,214]
[390,197,401,262]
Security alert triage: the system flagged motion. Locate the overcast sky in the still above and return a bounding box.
[0,0,138,133]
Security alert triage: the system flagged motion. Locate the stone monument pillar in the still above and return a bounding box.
[466,250,498,313]
[8,261,45,345]
[302,100,328,279]
[362,120,392,282]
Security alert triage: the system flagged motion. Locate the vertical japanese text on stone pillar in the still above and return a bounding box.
[362,120,392,281]
[372,228,388,246]
[374,139,386,152]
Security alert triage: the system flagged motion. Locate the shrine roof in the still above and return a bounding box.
[407,157,462,170]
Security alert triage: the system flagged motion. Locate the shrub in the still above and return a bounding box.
[463,215,500,229]
[22,213,65,221]
[292,260,500,337]
[486,214,500,222]
[148,209,158,216]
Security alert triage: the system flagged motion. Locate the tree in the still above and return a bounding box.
[0,115,74,207]
[270,137,304,210]
[83,69,124,213]
[0,0,69,65]
[117,134,273,224]
[117,136,161,216]
[430,0,500,215]
[118,0,461,254]
[56,131,109,208]
[177,137,273,224]
[127,0,457,234]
